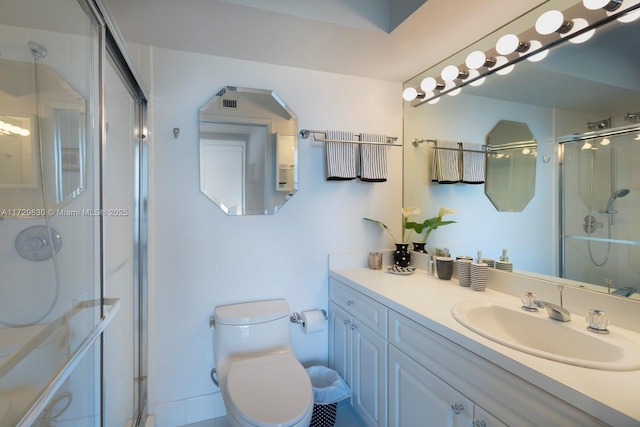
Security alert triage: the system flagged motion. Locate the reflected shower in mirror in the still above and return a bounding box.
[403,1,640,298]
[0,56,86,218]
[199,86,298,215]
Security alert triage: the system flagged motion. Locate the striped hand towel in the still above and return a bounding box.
[325,130,356,180]
[461,142,485,184]
[431,140,461,184]
[358,133,387,182]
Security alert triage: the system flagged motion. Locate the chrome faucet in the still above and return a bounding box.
[533,300,571,322]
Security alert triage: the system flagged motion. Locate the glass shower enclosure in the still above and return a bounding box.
[0,0,147,425]
[560,124,640,296]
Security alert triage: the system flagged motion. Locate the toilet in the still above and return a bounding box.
[212,299,314,427]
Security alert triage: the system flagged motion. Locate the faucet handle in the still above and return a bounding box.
[521,292,538,311]
[586,309,610,334]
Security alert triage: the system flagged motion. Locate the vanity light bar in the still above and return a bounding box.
[403,0,640,107]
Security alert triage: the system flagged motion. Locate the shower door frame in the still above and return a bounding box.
[91,0,150,424]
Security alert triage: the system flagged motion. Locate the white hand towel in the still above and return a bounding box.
[461,142,485,184]
[432,140,461,183]
[325,130,356,180]
[358,133,387,182]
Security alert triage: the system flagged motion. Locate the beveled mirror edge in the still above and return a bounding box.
[485,120,537,212]
[198,85,298,216]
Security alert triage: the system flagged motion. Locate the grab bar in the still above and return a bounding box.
[8,298,121,427]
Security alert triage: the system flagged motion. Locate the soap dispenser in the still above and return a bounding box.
[470,250,488,291]
[495,249,513,272]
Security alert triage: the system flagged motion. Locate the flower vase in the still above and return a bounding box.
[394,243,411,267]
[412,242,427,253]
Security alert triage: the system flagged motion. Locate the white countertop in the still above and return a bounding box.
[329,266,640,426]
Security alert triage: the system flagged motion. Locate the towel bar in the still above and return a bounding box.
[413,138,486,153]
[300,129,401,147]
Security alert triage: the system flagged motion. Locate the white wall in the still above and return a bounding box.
[137,46,403,426]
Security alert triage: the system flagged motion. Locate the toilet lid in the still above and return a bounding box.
[227,353,313,427]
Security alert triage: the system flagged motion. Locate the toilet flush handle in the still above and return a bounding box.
[210,368,219,388]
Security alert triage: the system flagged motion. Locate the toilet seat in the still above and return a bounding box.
[226,352,313,426]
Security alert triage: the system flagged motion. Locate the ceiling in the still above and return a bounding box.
[104,0,546,83]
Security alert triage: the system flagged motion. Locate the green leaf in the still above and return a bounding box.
[363,218,389,230]
[405,221,426,233]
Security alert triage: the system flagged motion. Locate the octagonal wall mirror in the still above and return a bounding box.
[485,120,537,212]
[199,86,298,215]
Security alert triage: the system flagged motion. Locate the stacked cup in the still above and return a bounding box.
[495,260,513,272]
[481,258,495,268]
[471,261,488,291]
[436,257,453,280]
[456,258,472,287]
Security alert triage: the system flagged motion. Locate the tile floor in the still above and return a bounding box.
[181,402,366,427]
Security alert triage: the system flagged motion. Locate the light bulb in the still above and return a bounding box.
[564,18,596,44]
[465,51,496,70]
[536,10,573,35]
[427,96,440,105]
[600,138,611,146]
[441,81,461,97]
[496,34,518,55]
[581,141,593,150]
[470,77,485,87]
[496,34,529,55]
[464,69,484,87]
[524,40,549,62]
[420,76,438,92]
[614,0,640,22]
[441,65,460,81]
[583,0,622,11]
[402,87,418,101]
[493,56,514,75]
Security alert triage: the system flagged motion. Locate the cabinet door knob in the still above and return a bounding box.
[344,319,351,325]
[451,403,464,415]
[473,420,487,427]
[347,300,354,306]
[351,323,357,330]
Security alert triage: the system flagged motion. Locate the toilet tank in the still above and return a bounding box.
[213,299,292,367]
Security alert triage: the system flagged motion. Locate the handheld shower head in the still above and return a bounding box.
[605,188,630,213]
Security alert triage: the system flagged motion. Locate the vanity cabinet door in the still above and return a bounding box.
[473,405,507,427]
[328,301,352,389]
[389,345,473,427]
[352,320,388,427]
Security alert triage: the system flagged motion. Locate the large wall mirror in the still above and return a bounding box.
[199,86,298,215]
[403,0,640,300]
[0,59,86,217]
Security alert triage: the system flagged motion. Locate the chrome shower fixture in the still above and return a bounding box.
[587,118,611,131]
[624,112,640,123]
[28,41,47,59]
[603,188,630,214]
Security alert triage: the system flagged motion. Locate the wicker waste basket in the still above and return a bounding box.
[306,366,351,427]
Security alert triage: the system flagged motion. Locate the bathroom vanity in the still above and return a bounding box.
[328,254,640,427]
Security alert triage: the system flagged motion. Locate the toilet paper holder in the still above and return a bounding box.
[290,309,327,326]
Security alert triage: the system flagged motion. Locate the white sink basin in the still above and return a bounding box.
[451,301,640,371]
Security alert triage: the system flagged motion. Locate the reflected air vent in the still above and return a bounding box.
[222,99,237,109]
